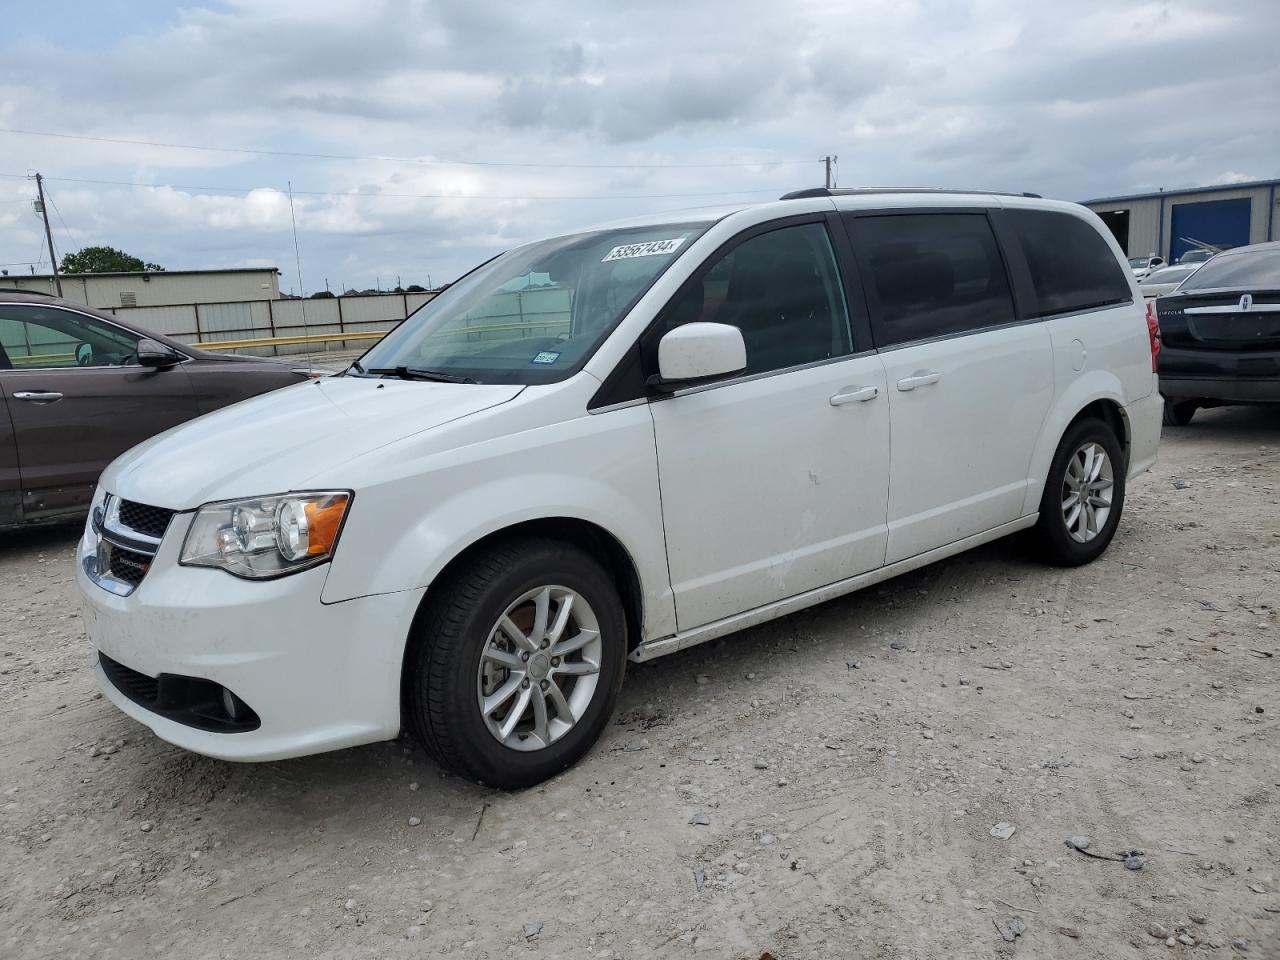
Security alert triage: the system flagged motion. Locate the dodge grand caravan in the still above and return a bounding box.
[77,189,1163,788]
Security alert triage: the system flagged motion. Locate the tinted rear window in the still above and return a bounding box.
[851,213,1016,347]
[1009,209,1132,316]
[1178,247,1280,291]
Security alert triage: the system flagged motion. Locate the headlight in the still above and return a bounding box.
[179,491,352,579]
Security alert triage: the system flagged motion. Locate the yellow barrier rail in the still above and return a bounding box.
[195,331,389,351]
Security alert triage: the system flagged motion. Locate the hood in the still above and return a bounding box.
[102,376,524,509]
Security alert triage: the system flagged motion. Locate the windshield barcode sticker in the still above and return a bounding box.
[601,238,686,262]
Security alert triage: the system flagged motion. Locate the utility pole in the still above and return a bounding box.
[33,173,63,297]
[822,155,837,190]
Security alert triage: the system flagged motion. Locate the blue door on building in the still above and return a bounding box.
[1169,197,1251,262]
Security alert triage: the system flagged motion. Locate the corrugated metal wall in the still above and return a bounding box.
[1085,183,1278,259]
[5,271,281,308]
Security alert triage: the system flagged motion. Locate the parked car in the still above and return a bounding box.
[76,190,1161,788]
[1153,240,1280,425]
[0,291,311,529]
[1139,263,1201,299]
[1129,254,1165,280]
[1176,247,1216,265]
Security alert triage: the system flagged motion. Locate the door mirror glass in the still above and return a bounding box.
[656,322,746,385]
[136,338,182,368]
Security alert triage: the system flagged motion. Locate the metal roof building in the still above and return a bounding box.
[1082,178,1279,264]
[0,267,281,310]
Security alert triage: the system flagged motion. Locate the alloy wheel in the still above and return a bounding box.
[476,585,602,751]
[1061,442,1114,543]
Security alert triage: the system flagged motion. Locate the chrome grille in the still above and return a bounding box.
[85,494,170,597]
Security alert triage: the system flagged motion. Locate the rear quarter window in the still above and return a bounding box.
[1009,209,1132,317]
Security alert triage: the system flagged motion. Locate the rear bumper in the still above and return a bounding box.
[1125,388,1162,478]
[1159,377,1280,404]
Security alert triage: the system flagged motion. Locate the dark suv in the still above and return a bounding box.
[1,291,310,528]
[1155,241,1280,425]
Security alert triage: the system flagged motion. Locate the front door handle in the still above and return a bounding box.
[13,390,64,403]
[829,386,879,406]
[896,371,941,392]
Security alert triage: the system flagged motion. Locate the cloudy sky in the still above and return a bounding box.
[1,0,1277,292]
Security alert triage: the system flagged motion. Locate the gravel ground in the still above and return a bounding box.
[1,407,1277,960]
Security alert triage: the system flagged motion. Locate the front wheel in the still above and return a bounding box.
[1163,399,1197,426]
[1030,418,1126,566]
[406,539,627,788]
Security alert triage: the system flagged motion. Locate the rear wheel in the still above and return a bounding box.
[1163,399,1197,426]
[406,539,627,789]
[1030,418,1126,566]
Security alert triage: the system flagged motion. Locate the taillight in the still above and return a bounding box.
[1146,300,1161,372]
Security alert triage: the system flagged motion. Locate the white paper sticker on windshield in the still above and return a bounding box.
[601,238,686,262]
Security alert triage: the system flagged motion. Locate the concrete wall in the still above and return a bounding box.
[1084,182,1279,259]
[3,270,282,308]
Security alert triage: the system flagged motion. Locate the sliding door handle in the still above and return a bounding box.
[829,386,879,406]
[896,371,940,392]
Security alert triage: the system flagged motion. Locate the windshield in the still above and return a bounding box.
[1177,246,1280,292]
[356,221,710,384]
[1128,258,1150,268]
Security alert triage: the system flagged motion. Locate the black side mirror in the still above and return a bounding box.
[136,338,183,368]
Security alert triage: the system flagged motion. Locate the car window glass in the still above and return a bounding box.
[1008,209,1132,316]
[0,305,141,369]
[1178,247,1280,291]
[657,222,853,376]
[853,213,1015,347]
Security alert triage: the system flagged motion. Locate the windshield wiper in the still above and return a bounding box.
[365,366,479,384]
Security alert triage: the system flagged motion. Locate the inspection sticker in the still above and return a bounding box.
[601,237,685,262]
[530,351,561,365]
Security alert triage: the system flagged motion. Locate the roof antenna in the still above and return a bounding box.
[286,180,313,376]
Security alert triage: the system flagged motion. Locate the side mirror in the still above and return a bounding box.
[136,338,183,368]
[653,322,746,389]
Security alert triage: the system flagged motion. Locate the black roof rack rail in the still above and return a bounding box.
[779,187,1042,200]
[0,287,59,298]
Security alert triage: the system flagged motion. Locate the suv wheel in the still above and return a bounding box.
[1163,399,1197,426]
[1030,418,1126,566]
[406,539,626,788]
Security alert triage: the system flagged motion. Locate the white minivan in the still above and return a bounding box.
[77,189,1163,787]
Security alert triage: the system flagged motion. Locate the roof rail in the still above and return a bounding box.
[779,187,1042,200]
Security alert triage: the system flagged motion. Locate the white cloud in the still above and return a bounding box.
[0,0,1276,287]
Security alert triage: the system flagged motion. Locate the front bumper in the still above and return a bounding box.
[77,512,425,761]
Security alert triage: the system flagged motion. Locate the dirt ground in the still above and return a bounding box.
[2,407,1277,960]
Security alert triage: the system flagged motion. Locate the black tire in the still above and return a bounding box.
[1163,399,1197,426]
[1030,418,1126,567]
[406,538,627,789]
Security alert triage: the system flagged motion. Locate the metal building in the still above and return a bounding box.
[1083,179,1279,264]
[0,267,281,310]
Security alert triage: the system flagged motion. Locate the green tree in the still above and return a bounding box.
[60,245,164,274]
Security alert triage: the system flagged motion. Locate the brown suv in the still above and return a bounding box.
[0,291,310,528]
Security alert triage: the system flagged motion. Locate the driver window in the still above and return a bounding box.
[0,305,141,369]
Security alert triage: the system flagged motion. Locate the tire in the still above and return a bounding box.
[1030,418,1126,566]
[1163,399,1197,426]
[406,538,627,789]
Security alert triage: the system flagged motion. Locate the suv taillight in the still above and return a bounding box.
[1146,300,1161,372]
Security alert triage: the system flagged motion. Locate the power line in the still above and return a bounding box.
[0,126,811,171]
[1,171,784,202]
[42,185,79,254]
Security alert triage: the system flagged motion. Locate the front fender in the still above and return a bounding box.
[319,404,676,640]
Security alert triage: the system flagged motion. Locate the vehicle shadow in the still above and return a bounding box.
[0,520,82,552]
